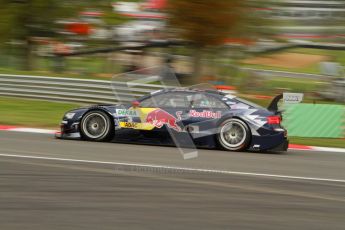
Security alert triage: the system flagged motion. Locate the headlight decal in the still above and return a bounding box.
[64,112,76,119]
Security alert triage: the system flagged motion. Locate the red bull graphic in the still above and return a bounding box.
[189,110,221,119]
[146,109,182,132]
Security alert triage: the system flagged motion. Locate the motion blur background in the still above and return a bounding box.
[0,0,344,147]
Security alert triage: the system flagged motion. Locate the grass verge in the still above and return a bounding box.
[0,97,80,128]
[289,137,345,148]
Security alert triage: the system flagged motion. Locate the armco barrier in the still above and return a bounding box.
[283,104,345,138]
[0,74,166,104]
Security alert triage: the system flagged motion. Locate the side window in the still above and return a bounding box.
[140,92,190,108]
[192,94,228,109]
[140,94,166,107]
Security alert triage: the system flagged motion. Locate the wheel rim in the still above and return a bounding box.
[220,121,246,149]
[82,113,108,139]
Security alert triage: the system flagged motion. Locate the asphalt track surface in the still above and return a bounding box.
[0,131,344,230]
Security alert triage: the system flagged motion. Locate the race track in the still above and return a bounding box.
[1,131,345,229]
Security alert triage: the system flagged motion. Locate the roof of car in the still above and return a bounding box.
[145,84,235,100]
[165,87,227,96]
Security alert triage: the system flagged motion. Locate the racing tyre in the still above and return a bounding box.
[217,118,251,151]
[80,110,114,141]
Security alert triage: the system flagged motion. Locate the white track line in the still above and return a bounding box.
[312,146,345,153]
[0,153,344,183]
[7,128,56,134]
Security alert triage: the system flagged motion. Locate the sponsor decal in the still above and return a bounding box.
[175,111,183,121]
[189,110,221,119]
[283,93,304,104]
[116,109,139,117]
[119,122,139,128]
[122,122,138,128]
[146,109,182,132]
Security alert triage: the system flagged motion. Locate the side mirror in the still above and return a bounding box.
[131,100,140,108]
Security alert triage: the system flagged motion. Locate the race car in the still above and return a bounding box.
[56,87,291,152]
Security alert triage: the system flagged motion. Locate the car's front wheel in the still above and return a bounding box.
[80,110,114,141]
[217,118,251,151]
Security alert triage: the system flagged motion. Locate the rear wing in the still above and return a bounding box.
[267,93,304,113]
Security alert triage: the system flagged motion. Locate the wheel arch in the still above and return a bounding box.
[217,114,250,130]
[80,106,115,124]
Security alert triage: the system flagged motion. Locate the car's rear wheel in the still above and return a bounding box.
[217,118,251,151]
[80,110,114,141]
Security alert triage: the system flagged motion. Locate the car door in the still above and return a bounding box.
[183,93,229,136]
[119,91,191,132]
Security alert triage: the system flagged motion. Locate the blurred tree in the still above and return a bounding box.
[80,0,128,28]
[0,0,79,70]
[167,0,251,80]
[83,0,134,42]
[98,0,132,26]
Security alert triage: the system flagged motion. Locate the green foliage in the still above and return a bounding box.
[0,0,77,43]
[166,0,271,80]
[0,0,79,70]
[83,0,131,26]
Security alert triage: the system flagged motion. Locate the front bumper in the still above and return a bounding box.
[55,131,81,139]
[55,122,81,139]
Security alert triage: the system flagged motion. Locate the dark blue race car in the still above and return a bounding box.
[56,87,289,152]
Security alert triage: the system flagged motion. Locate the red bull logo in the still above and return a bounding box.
[146,109,182,132]
[189,110,221,119]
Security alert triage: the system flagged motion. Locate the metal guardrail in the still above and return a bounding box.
[0,69,337,104]
[0,74,166,104]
